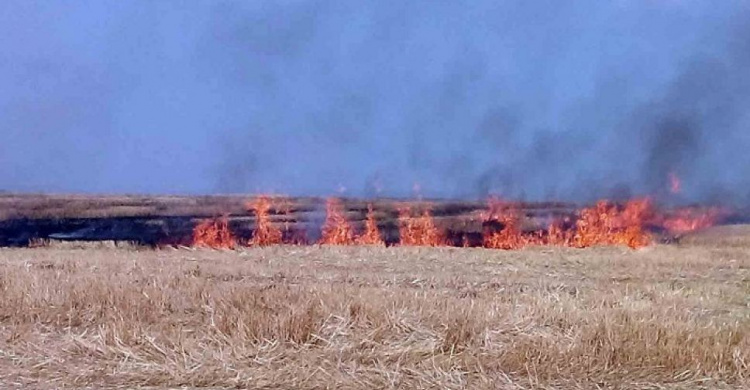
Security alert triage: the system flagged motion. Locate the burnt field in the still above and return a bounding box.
[0,193,739,248]
[0,193,574,247]
[0,193,492,247]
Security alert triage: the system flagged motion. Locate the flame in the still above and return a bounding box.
[398,204,443,246]
[356,204,384,245]
[482,199,529,250]
[181,190,726,251]
[247,196,283,246]
[572,201,615,248]
[573,199,652,249]
[669,172,682,194]
[546,218,573,246]
[660,206,724,235]
[320,198,356,245]
[480,198,652,250]
[617,198,653,249]
[192,217,237,249]
[482,198,572,249]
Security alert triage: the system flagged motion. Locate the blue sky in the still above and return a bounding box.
[1,1,749,202]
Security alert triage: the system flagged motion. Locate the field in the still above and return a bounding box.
[0,193,577,247]
[0,235,748,389]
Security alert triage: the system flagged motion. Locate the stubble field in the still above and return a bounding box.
[0,237,748,389]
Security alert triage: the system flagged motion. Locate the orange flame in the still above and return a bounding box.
[669,172,682,194]
[356,204,384,245]
[320,198,356,245]
[186,193,725,251]
[478,197,726,250]
[546,218,573,246]
[480,198,652,250]
[192,217,237,249]
[573,199,652,249]
[660,206,724,235]
[398,204,443,246]
[482,199,529,250]
[617,198,653,249]
[248,196,283,246]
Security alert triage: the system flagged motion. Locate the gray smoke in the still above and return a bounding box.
[1,1,749,203]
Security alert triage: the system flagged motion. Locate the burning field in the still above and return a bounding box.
[164,173,736,252]
[0,192,732,251]
[5,0,750,387]
[0,193,748,389]
[188,195,727,252]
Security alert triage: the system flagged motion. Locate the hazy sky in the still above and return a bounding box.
[1,1,749,203]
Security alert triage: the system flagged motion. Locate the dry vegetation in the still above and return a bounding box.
[0,193,489,220]
[0,238,748,389]
[0,193,263,219]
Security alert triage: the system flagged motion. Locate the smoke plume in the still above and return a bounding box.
[1,1,749,203]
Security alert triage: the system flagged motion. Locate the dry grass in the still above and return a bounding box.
[0,242,747,389]
[0,193,490,220]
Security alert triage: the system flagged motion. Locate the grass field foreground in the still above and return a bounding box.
[0,242,747,389]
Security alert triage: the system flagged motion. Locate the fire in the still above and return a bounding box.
[398,204,443,246]
[618,198,652,248]
[572,201,615,248]
[481,199,576,249]
[181,191,724,251]
[477,197,721,250]
[546,218,573,246]
[660,206,724,235]
[572,199,652,249]
[320,198,355,245]
[356,204,384,245]
[482,199,529,250]
[480,198,653,250]
[192,216,237,249]
[669,172,681,194]
[248,196,283,246]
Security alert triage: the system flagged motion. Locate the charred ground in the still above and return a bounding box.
[0,193,736,248]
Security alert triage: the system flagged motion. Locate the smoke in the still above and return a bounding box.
[1,1,749,203]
